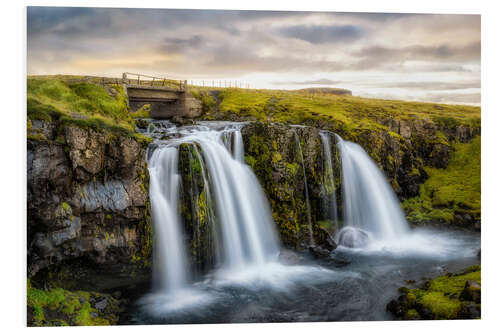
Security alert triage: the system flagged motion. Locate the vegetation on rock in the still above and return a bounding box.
[387,265,481,320]
[403,136,481,227]
[27,279,122,326]
[27,76,151,144]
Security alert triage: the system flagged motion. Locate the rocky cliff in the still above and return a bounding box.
[27,119,152,291]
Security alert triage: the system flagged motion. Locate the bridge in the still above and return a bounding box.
[122,72,202,119]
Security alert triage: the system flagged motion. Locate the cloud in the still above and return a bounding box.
[26,8,481,105]
[371,80,481,90]
[279,24,364,44]
[273,78,342,85]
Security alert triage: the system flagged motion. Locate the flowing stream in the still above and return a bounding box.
[129,121,480,324]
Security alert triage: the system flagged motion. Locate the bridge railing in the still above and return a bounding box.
[122,72,187,91]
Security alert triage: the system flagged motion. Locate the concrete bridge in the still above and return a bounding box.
[123,73,202,119]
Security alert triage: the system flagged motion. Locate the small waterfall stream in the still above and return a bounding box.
[334,134,410,246]
[148,147,190,292]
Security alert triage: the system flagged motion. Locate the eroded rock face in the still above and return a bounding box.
[27,122,151,288]
[241,122,340,250]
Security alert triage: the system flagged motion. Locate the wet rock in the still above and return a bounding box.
[171,116,194,126]
[458,302,481,319]
[278,250,304,265]
[336,227,370,248]
[415,305,434,320]
[460,280,481,303]
[135,118,150,130]
[95,298,108,311]
[474,220,481,231]
[387,299,406,317]
[308,245,331,259]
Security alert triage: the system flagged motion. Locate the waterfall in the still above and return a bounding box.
[148,147,190,292]
[220,125,244,163]
[334,135,410,245]
[319,131,339,230]
[292,130,314,246]
[147,123,280,293]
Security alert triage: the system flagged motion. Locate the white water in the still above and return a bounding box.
[319,131,339,228]
[148,123,280,292]
[335,135,410,243]
[148,147,190,292]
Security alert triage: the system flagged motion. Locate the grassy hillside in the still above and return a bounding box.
[27,76,150,142]
[196,88,480,133]
[403,136,481,224]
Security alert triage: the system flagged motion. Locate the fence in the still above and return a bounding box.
[187,80,251,89]
[122,72,187,90]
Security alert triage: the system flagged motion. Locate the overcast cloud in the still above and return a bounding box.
[27,7,480,105]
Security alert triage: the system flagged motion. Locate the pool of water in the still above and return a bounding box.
[125,227,480,324]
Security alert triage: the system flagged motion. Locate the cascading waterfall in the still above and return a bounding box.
[148,147,190,292]
[292,130,314,246]
[334,134,410,246]
[319,131,339,231]
[220,125,245,163]
[147,122,280,294]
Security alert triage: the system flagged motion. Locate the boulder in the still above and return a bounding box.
[335,227,370,248]
[459,280,481,303]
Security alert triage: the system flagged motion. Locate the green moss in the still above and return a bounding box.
[131,104,151,118]
[215,88,480,131]
[61,202,70,212]
[286,162,299,176]
[272,152,282,163]
[403,136,481,224]
[27,281,117,327]
[244,155,256,168]
[404,309,420,320]
[27,133,47,141]
[27,77,139,138]
[201,94,216,113]
[399,265,481,320]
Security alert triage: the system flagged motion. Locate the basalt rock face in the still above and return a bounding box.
[178,143,217,276]
[241,122,339,250]
[27,121,152,290]
[378,117,479,169]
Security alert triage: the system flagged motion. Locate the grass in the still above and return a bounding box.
[27,279,115,326]
[403,136,481,224]
[27,76,151,144]
[203,88,480,133]
[401,265,481,319]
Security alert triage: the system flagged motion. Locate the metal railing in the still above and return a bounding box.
[122,72,187,90]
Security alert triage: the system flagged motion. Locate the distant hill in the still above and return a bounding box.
[295,87,352,96]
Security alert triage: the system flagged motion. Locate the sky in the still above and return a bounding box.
[27,7,481,105]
